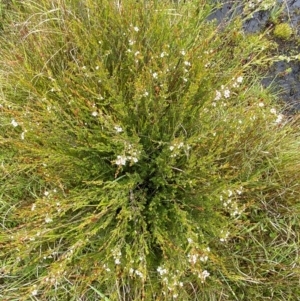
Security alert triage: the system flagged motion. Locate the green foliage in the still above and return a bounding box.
[1,0,300,300]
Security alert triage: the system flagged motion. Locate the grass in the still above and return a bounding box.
[1,0,300,300]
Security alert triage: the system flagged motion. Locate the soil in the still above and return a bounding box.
[209,0,300,112]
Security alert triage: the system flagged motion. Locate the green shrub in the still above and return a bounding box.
[1,0,300,300]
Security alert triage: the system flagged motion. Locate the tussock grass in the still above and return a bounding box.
[1,0,300,300]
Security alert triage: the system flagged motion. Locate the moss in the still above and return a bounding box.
[273,23,293,40]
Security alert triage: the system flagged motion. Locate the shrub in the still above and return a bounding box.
[1,0,300,300]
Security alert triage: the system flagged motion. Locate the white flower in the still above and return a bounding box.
[132,157,138,163]
[91,111,98,117]
[270,108,277,114]
[275,114,284,124]
[133,26,139,32]
[31,203,36,211]
[180,50,186,56]
[31,289,38,296]
[129,39,135,45]
[258,102,264,107]
[143,91,149,97]
[115,258,121,265]
[11,119,18,127]
[214,90,222,101]
[157,266,167,276]
[188,253,198,264]
[200,255,208,262]
[21,131,26,140]
[45,216,53,223]
[115,155,127,166]
[152,72,158,79]
[169,145,174,151]
[237,76,243,83]
[114,126,123,133]
[135,270,143,278]
[187,238,193,244]
[134,51,140,56]
[223,89,230,98]
[44,191,49,197]
[184,61,191,66]
[199,270,210,283]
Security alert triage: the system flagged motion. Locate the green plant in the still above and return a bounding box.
[273,23,293,40]
[1,0,300,300]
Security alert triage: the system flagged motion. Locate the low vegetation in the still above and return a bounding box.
[1,0,300,300]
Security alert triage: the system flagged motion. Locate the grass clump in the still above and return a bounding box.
[1,0,300,300]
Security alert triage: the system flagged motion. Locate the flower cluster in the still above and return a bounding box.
[270,108,285,124]
[115,142,141,166]
[169,141,191,158]
[112,248,122,265]
[157,266,184,298]
[221,188,244,217]
[213,76,243,106]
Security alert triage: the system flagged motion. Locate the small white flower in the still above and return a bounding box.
[157,266,167,276]
[115,258,121,265]
[134,51,140,56]
[44,191,50,197]
[152,72,158,79]
[180,50,186,56]
[199,270,210,283]
[223,89,230,98]
[45,216,53,223]
[133,26,139,32]
[214,90,222,101]
[275,114,284,124]
[270,108,277,114]
[114,126,123,133]
[11,119,18,127]
[236,188,242,195]
[184,61,191,66]
[135,269,143,278]
[115,155,127,166]
[91,111,98,117]
[187,238,193,244]
[129,39,135,45]
[21,132,25,140]
[188,253,198,264]
[258,102,264,107]
[237,76,243,83]
[31,289,38,296]
[31,203,36,211]
[169,145,174,151]
[200,255,208,262]
[178,142,184,149]
[160,52,167,58]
